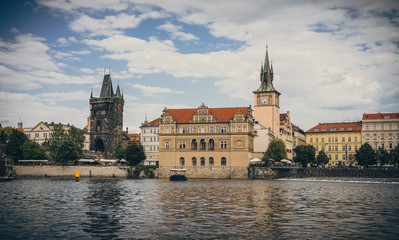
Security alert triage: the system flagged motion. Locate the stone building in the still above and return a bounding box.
[279,112,293,159]
[362,113,399,150]
[140,117,160,165]
[158,103,254,178]
[89,72,125,158]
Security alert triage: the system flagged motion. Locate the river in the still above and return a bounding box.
[1,178,398,239]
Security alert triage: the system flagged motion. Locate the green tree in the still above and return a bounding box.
[376,147,390,166]
[125,142,146,166]
[316,150,329,165]
[355,143,376,167]
[390,146,399,166]
[114,141,126,160]
[7,129,28,160]
[293,145,315,168]
[22,140,45,160]
[263,139,287,162]
[46,124,84,164]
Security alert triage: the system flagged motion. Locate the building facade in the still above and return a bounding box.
[280,112,293,159]
[306,122,362,166]
[24,122,72,146]
[89,72,125,158]
[158,104,254,178]
[140,118,160,165]
[362,113,399,151]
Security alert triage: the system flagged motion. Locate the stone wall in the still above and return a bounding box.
[14,165,132,178]
[158,166,249,179]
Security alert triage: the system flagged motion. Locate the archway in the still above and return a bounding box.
[94,138,105,152]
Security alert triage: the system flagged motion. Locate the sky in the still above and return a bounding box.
[0,0,398,133]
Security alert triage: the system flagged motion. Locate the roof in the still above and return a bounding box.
[100,74,114,98]
[164,107,250,123]
[306,122,362,133]
[280,113,287,121]
[362,113,399,120]
[141,118,161,127]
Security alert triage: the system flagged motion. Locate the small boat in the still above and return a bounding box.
[169,169,187,181]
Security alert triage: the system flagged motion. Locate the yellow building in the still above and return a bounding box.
[306,122,362,166]
[158,103,254,178]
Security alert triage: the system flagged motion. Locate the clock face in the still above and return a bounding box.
[261,97,268,105]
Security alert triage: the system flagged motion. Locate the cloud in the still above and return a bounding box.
[131,83,184,96]
[157,22,199,41]
[37,90,90,105]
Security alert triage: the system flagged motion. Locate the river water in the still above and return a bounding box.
[1,178,398,239]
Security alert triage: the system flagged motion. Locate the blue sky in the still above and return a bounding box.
[0,0,398,133]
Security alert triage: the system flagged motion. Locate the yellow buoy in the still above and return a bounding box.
[75,171,81,178]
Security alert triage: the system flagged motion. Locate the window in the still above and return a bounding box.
[348,137,351,142]
[200,157,205,166]
[335,155,338,160]
[43,133,47,138]
[347,128,353,131]
[321,138,324,143]
[179,141,186,149]
[348,145,352,151]
[355,145,358,151]
[191,139,197,150]
[221,157,227,166]
[389,134,392,140]
[200,139,206,150]
[381,143,385,149]
[210,127,214,133]
[221,126,227,133]
[365,134,369,140]
[335,146,338,151]
[328,155,331,160]
[316,146,319,151]
[373,134,377,140]
[354,136,358,142]
[220,141,227,148]
[366,125,369,130]
[201,127,205,133]
[381,134,385,140]
[180,157,185,166]
[339,128,345,131]
[389,125,392,130]
[390,143,393,149]
[342,155,346,160]
[192,157,197,166]
[237,126,242,132]
[328,146,331,151]
[321,146,325,151]
[381,125,384,130]
[166,128,170,133]
[373,125,376,130]
[209,157,214,166]
[374,142,378,148]
[330,128,337,132]
[315,138,319,143]
[335,137,338,142]
[342,137,345,142]
[35,133,39,137]
[193,127,197,133]
[314,129,319,132]
[322,128,327,132]
[328,138,331,143]
[165,142,170,149]
[310,138,313,143]
[209,139,215,150]
[342,145,346,151]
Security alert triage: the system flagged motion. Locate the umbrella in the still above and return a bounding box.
[250,158,262,163]
[267,159,275,162]
[281,159,291,163]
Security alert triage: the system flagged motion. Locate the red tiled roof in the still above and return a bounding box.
[280,113,287,121]
[165,107,250,123]
[362,113,399,120]
[141,118,160,127]
[306,122,362,133]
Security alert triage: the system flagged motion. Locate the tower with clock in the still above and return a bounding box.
[253,47,281,138]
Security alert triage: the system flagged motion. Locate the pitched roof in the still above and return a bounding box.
[362,113,399,120]
[141,118,161,127]
[280,113,287,121]
[100,74,114,98]
[164,107,250,123]
[306,122,362,133]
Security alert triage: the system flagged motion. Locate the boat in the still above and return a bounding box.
[169,168,187,181]
[0,154,15,181]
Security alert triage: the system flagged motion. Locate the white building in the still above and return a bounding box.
[362,113,399,150]
[252,122,275,159]
[140,118,160,165]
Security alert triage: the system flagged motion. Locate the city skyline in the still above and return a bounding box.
[0,0,398,133]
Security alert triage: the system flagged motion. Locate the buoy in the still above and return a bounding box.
[75,171,80,182]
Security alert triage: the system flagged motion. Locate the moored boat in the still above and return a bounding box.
[169,168,187,181]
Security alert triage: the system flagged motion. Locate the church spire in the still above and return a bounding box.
[99,71,114,98]
[254,46,278,93]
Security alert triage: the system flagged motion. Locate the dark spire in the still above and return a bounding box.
[99,74,114,98]
[115,84,122,97]
[254,46,278,93]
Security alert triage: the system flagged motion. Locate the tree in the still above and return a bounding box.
[114,141,126,160]
[316,150,329,165]
[293,145,315,168]
[376,147,390,166]
[263,139,287,162]
[125,142,146,166]
[22,140,45,160]
[355,143,376,167]
[7,129,28,160]
[46,124,84,164]
[390,146,399,167]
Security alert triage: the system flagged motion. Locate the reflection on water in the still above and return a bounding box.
[0,178,398,239]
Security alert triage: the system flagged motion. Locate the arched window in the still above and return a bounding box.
[192,157,197,166]
[180,157,185,166]
[200,157,205,166]
[200,139,206,150]
[221,157,226,166]
[191,139,197,150]
[209,139,215,150]
[209,157,214,166]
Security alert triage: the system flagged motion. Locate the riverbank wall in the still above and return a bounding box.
[14,165,133,178]
[300,167,399,178]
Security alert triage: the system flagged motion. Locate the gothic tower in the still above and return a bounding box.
[89,71,124,158]
[253,47,281,138]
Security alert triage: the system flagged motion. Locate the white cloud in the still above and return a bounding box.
[131,83,184,96]
[79,68,95,74]
[37,90,90,105]
[157,22,199,41]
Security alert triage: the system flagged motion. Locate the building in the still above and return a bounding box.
[306,122,362,166]
[89,71,125,158]
[292,124,306,149]
[158,103,254,178]
[280,112,293,159]
[362,113,399,150]
[140,118,160,165]
[252,122,274,158]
